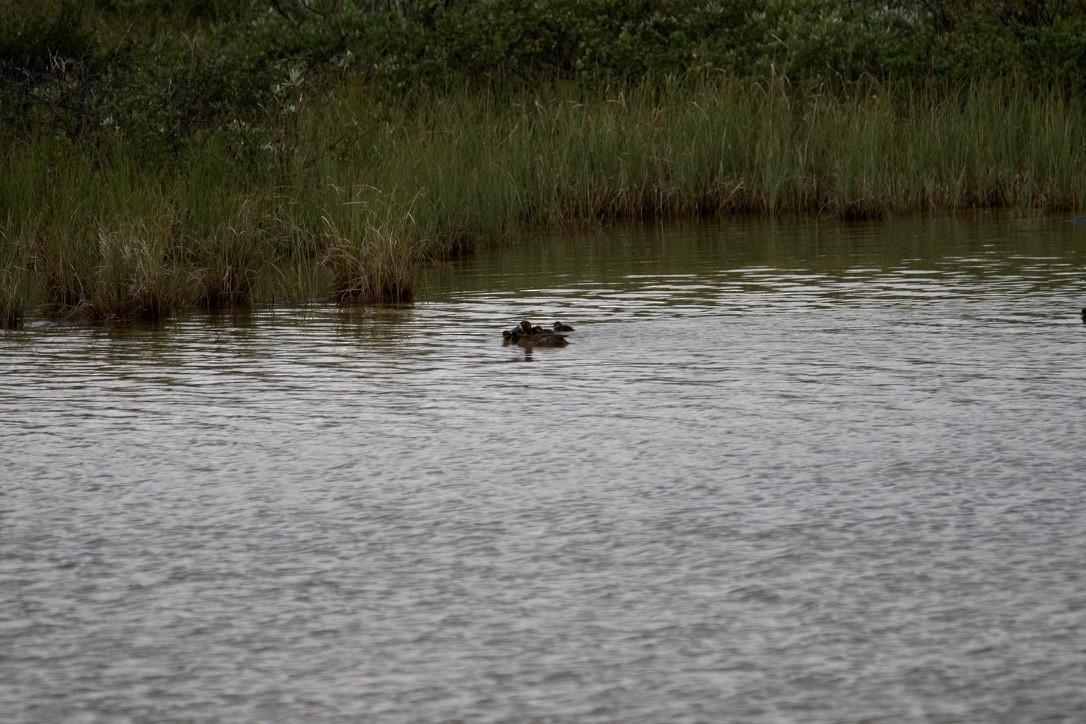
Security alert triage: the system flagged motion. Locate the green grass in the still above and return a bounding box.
[2,74,1084,326]
[315,74,1084,233]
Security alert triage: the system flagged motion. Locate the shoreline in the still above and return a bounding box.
[3,78,1084,328]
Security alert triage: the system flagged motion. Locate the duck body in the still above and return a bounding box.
[553,321,574,332]
[516,331,568,348]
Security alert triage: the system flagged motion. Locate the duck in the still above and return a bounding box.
[505,320,569,347]
[501,321,534,342]
[553,321,574,332]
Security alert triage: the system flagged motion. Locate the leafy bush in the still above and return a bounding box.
[212,0,1086,90]
[1,0,1083,158]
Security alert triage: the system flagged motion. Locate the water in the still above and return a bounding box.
[2,216,1086,721]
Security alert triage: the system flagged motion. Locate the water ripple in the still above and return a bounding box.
[2,217,1086,720]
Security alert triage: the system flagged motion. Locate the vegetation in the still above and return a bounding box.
[2,0,1085,326]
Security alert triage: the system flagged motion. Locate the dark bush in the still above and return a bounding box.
[0,2,98,74]
[2,0,1084,158]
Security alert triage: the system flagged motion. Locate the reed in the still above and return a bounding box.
[346,74,1085,230]
[2,75,1084,324]
[0,229,25,329]
[186,194,273,310]
[319,186,419,304]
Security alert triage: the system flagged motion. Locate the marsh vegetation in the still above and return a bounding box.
[3,0,1084,326]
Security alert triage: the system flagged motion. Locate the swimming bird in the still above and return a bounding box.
[553,321,574,332]
[502,322,534,342]
[507,320,568,347]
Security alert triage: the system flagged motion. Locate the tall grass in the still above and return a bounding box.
[319,186,420,304]
[0,229,25,329]
[356,74,1085,229]
[2,74,1084,324]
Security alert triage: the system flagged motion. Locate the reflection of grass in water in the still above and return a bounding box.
[332,305,416,347]
[2,75,1084,325]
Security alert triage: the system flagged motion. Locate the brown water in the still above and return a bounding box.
[2,216,1086,720]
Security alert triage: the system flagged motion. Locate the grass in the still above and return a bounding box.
[2,74,1084,326]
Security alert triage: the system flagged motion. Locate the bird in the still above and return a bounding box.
[553,321,574,332]
[503,320,569,347]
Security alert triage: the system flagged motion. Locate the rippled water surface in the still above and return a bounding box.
[3,217,1086,721]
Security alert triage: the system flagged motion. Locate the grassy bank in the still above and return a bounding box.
[2,75,1085,326]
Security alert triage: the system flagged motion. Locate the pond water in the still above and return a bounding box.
[2,216,1086,721]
